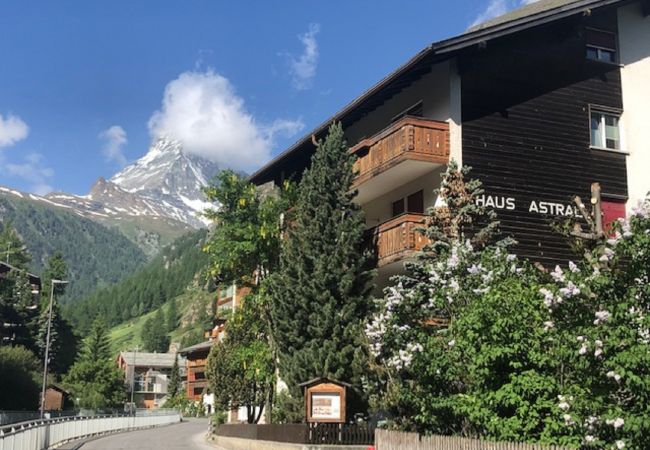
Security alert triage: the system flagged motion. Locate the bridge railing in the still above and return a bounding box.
[0,411,181,450]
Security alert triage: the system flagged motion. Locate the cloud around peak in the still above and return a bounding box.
[148,69,303,172]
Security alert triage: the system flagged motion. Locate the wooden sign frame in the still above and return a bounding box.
[301,378,349,423]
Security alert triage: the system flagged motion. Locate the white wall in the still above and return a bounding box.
[618,2,650,208]
[362,168,445,228]
[344,61,452,145]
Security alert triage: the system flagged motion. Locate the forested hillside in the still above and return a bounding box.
[0,193,148,303]
[67,229,211,333]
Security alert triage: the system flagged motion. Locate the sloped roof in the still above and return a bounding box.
[179,340,215,355]
[249,0,626,185]
[119,351,178,368]
[468,0,582,31]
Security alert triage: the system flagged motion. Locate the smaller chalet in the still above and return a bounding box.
[179,340,214,409]
[117,351,183,409]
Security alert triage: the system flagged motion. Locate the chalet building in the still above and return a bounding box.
[250,0,650,288]
[179,340,213,409]
[181,283,254,418]
[117,351,182,409]
[0,261,41,344]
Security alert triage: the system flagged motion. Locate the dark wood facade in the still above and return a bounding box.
[460,9,627,264]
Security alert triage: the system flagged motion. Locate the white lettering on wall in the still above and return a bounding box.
[475,194,581,218]
[528,201,581,217]
[475,195,516,210]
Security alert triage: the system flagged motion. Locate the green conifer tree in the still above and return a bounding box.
[63,318,125,409]
[166,298,178,333]
[268,122,375,413]
[0,221,31,269]
[141,310,170,353]
[168,354,181,398]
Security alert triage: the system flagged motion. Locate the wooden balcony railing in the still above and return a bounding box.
[351,116,449,188]
[367,213,428,267]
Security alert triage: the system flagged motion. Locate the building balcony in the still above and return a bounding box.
[366,213,428,268]
[351,117,449,205]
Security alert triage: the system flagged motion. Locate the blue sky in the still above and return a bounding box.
[0,0,532,195]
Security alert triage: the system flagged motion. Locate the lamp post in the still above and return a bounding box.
[40,279,68,419]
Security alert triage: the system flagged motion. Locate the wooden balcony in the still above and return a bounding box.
[351,117,449,204]
[367,213,428,267]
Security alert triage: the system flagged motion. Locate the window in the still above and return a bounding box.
[590,110,621,151]
[391,190,424,217]
[392,199,405,217]
[586,28,617,63]
[407,190,424,214]
[194,371,206,380]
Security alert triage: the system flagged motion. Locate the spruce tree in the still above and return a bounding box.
[168,354,181,398]
[166,298,178,333]
[36,252,77,374]
[141,310,170,353]
[0,222,31,269]
[63,318,125,409]
[268,122,375,411]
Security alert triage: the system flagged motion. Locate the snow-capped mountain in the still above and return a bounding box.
[109,138,220,227]
[45,138,220,229]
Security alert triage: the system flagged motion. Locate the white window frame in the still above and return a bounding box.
[585,27,618,64]
[589,105,625,153]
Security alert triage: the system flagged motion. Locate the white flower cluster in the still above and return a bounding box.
[605,417,625,429]
[594,310,611,325]
[540,265,584,312]
[628,305,650,344]
[558,394,575,426]
[606,370,622,383]
[386,342,423,370]
[366,285,406,357]
[576,336,603,357]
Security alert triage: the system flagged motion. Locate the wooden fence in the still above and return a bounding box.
[375,429,570,450]
[214,422,374,445]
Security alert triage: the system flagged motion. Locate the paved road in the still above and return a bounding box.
[82,419,215,450]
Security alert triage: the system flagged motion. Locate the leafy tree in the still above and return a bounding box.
[206,296,274,423]
[203,170,294,420]
[368,166,650,449]
[0,345,41,410]
[168,354,182,398]
[63,318,125,409]
[267,122,375,416]
[203,170,293,290]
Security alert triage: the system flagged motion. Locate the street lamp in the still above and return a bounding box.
[40,279,68,419]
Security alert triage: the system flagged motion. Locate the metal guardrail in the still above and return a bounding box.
[0,411,181,450]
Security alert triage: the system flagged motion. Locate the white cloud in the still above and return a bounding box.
[148,69,304,172]
[288,23,320,90]
[99,125,128,166]
[2,153,54,195]
[470,0,541,28]
[0,113,29,148]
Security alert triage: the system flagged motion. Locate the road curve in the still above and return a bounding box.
[81,419,215,450]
